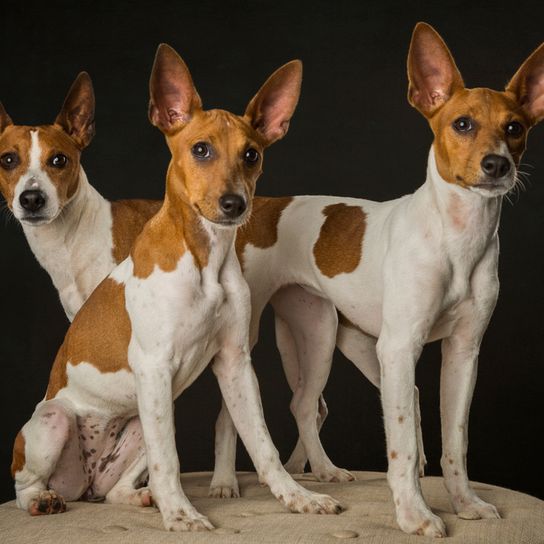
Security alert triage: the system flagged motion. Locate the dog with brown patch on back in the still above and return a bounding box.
[10,44,344,531]
[0,74,162,322]
[209,23,544,536]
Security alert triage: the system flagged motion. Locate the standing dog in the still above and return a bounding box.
[211,23,544,536]
[11,45,343,531]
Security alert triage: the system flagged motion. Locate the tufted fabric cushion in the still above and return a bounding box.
[1,471,543,543]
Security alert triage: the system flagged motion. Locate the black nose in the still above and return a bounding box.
[19,190,46,212]
[480,154,511,179]
[219,193,247,219]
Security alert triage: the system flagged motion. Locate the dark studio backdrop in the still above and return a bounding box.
[1,0,543,504]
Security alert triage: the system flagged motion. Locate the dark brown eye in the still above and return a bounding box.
[0,152,19,170]
[453,117,473,133]
[191,142,210,159]
[49,154,67,168]
[505,121,524,138]
[244,148,259,164]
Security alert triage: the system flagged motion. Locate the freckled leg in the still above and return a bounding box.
[440,335,500,520]
[213,352,343,515]
[377,330,446,538]
[92,417,152,507]
[132,358,213,532]
[14,399,86,515]
[272,286,354,482]
[209,400,240,498]
[337,324,427,476]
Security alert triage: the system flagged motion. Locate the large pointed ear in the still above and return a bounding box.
[244,60,302,146]
[148,44,202,134]
[506,43,544,125]
[407,22,464,117]
[0,102,13,133]
[54,72,95,149]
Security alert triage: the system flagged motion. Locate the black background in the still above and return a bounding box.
[1,0,543,505]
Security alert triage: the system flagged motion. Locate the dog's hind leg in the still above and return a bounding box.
[13,399,86,515]
[272,285,354,483]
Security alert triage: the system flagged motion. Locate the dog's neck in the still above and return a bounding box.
[22,167,115,320]
[162,176,237,279]
[417,146,502,250]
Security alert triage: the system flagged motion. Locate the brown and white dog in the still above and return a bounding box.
[10,45,343,531]
[0,73,161,322]
[210,23,544,536]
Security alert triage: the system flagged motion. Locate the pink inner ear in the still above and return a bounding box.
[258,90,295,139]
[526,71,544,119]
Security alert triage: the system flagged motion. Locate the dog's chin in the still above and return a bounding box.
[18,211,60,227]
[469,176,514,198]
[204,213,249,229]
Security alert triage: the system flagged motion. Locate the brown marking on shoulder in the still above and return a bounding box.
[111,199,162,263]
[235,196,294,268]
[130,199,210,279]
[313,203,366,278]
[45,278,132,399]
[11,430,26,477]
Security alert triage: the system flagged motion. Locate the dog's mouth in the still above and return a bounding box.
[470,176,514,197]
[19,212,58,226]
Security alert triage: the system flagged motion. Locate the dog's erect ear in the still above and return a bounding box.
[407,22,464,117]
[0,102,13,133]
[55,72,95,149]
[506,43,544,125]
[149,44,202,134]
[244,60,302,146]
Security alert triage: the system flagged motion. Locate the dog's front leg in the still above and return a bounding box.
[213,349,343,515]
[131,356,213,532]
[377,325,446,537]
[440,290,500,520]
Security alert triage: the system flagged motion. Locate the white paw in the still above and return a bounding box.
[164,512,214,532]
[313,466,355,483]
[280,490,344,514]
[454,496,500,520]
[397,507,446,537]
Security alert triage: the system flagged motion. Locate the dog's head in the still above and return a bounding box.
[0,73,94,225]
[408,22,544,197]
[148,44,302,226]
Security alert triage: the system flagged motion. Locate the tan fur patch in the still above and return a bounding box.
[0,125,82,208]
[430,88,531,186]
[111,199,162,263]
[235,196,294,268]
[11,430,25,477]
[313,203,366,278]
[45,278,132,399]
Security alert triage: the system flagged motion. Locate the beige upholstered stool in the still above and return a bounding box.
[1,471,542,543]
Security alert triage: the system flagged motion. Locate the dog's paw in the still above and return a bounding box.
[455,496,500,520]
[313,466,355,483]
[282,490,344,515]
[165,512,214,532]
[208,485,240,499]
[397,507,446,538]
[28,490,67,516]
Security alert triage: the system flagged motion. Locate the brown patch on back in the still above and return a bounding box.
[45,278,132,400]
[313,203,366,278]
[11,430,25,477]
[235,196,294,268]
[111,199,162,263]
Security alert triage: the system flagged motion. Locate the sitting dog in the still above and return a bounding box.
[10,44,343,531]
